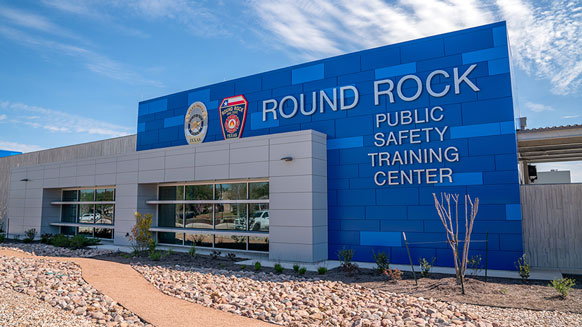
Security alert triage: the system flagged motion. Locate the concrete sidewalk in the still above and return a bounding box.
[0,249,272,327]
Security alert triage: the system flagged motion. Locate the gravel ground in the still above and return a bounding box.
[0,253,147,327]
[0,286,96,327]
[134,264,582,327]
[2,242,113,257]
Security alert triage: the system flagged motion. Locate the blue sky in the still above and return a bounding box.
[0,0,580,158]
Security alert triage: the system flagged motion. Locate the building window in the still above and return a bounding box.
[58,187,115,239]
[155,181,269,252]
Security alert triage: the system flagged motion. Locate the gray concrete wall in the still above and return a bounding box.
[0,135,137,230]
[521,184,582,273]
[6,130,328,263]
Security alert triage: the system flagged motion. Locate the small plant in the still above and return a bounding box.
[549,278,576,299]
[69,234,100,250]
[148,240,157,254]
[128,212,153,255]
[468,254,483,276]
[419,257,436,278]
[149,251,162,261]
[226,252,237,260]
[121,253,131,259]
[40,233,52,244]
[372,250,390,274]
[49,234,70,248]
[210,250,221,260]
[515,254,530,281]
[298,267,307,275]
[188,245,196,257]
[220,263,226,268]
[500,288,508,295]
[274,263,284,274]
[337,247,359,274]
[384,268,403,281]
[0,233,5,243]
[317,267,328,275]
[166,248,173,256]
[241,265,247,270]
[254,261,262,271]
[293,264,300,272]
[23,228,37,243]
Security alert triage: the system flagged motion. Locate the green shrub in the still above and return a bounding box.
[337,247,358,273]
[23,228,37,243]
[468,254,483,276]
[317,267,328,275]
[148,240,157,254]
[274,263,284,274]
[298,267,307,275]
[128,212,153,255]
[372,250,389,274]
[220,263,226,268]
[149,251,162,261]
[515,254,530,281]
[293,264,300,272]
[0,233,5,243]
[188,245,196,257]
[49,234,70,248]
[549,278,575,299]
[40,233,52,244]
[241,265,247,270]
[254,261,262,271]
[419,257,436,278]
[69,234,100,250]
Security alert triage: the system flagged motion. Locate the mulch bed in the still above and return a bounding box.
[95,251,582,314]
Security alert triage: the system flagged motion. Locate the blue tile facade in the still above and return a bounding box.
[0,150,22,158]
[136,22,522,270]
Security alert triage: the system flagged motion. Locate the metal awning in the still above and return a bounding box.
[518,124,582,163]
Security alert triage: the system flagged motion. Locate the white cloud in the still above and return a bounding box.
[525,101,554,112]
[0,6,81,41]
[0,140,44,153]
[249,0,582,95]
[562,115,580,119]
[0,114,6,120]
[0,101,133,138]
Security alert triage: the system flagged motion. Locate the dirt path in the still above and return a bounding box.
[0,249,271,327]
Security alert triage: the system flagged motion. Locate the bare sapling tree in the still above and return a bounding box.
[432,192,479,294]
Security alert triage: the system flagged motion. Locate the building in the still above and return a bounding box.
[532,170,571,184]
[2,22,523,269]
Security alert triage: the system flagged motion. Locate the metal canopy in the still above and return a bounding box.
[518,125,582,163]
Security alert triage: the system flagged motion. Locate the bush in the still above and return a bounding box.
[419,257,435,278]
[372,250,389,274]
[293,264,300,272]
[468,254,483,276]
[298,267,307,275]
[69,234,100,250]
[0,233,5,243]
[384,268,402,281]
[254,261,262,271]
[210,250,221,260]
[337,247,359,274]
[40,233,52,244]
[241,265,247,270]
[128,212,153,255]
[188,245,196,257]
[318,267,328,275]
[549,278,575,299]
[274,263,284,274]
[515,254,530,281]
[226,252,237,260]
[49,234,70,248]
[149,251,162,261]
[23,228,37,243]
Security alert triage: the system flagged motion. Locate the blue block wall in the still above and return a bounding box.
[0,150,22,158]
[137,21,522,270]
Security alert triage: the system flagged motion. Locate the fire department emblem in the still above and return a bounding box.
[219,95,248,139]
[184,101,208,144]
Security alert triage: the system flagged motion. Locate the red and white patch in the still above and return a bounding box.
[225,114,240,134]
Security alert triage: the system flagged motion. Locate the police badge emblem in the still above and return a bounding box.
[219,95,248,139]
[184,101,208,144]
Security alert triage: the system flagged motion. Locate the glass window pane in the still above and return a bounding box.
[95,204,114,225]
[249,182,269,200]
[249,236,269,252]
[249,204,269,232]
[158,232,182,245]
[62,190,78,202]
[159,186,184,200]
[79,204,96,223]
[77,227,93,237]
[215,204,246,230]
[61,204,77,223]
[184,233,213,247]
[185,185,213,200]
[184,204,213,229]
[216,183,246,200]
[214,234,246,250]
[158,204,184,228]
[96,188,114,201]
[79,189,95,202]
[95,228,113,239]
[61,226,75,236]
